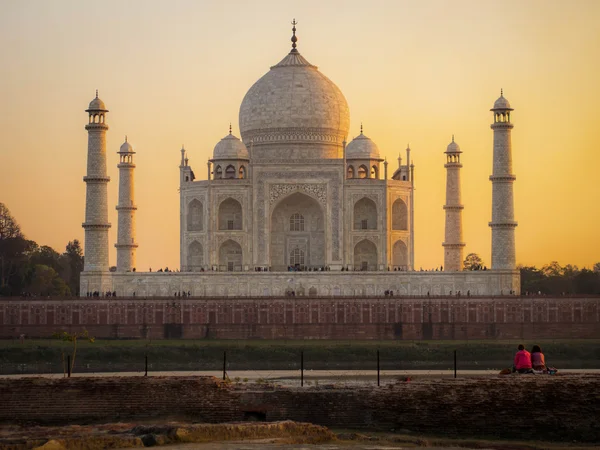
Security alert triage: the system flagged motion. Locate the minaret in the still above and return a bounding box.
[83,91,111,272]
[490,90,517,270]
[443,136,465,271]
[115,137,138,271]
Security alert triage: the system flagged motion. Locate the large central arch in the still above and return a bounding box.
[270,192,325,271]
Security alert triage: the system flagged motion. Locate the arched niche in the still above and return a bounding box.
[353,197,377,230]
[371,165,378,179]
[218,198,243,230]
[347,165,355,179]
[225,165,236,179]
[187,199,203,231]
[270,192,324,271]
[187,241,204,272]
[392,198,408,230]
[219,239,242,271]
[239,165,246,179]
[354,239,377,271]
[392,240,408,269]
[358,165,368,179]
[215,166,223,179]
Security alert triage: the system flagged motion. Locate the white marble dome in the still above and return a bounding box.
[87,93,107,112]
[119,139,134,153]
[446,138,461,153]
[346,132,380,160]
[213,132,249,160]
[238,50,350,147]
[492,93,512,110]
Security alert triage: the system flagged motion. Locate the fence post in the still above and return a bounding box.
[377,349,380,387]
[454,350,457,378]
[145,354,148,377]
[67,355,71,378]
[300,350,304,387]
[222,351,227,380]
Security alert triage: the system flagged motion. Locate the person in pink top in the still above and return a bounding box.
[531,345,546,371]
[513,344,532,373]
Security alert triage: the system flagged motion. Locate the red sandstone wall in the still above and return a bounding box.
[0,376,598,442]
[1,296,599,340]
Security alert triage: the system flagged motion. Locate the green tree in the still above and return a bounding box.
[30,245,62,273]
[52,329,95,377]
[593,262,600,273]
[0,203,36,294]
[61,240,84,295]
[463,253,484,271]
[27,264,70,296]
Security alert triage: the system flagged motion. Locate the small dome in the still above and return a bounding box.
[446,137,461,153]
[213,133,249,160]
[119,139,134,154]
[87,91,107,112]
[346,132,380,160]
[491,91,512,111]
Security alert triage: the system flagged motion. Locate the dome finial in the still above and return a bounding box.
[452,134,454,142]
[360,123,363,135]
[125,135,128,143]
[291,19,298,53]
[95,89,98,98]
[501,88,503,97]
[229,122,232,135]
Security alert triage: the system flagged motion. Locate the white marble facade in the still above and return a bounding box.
[179,42,414,275]
[81,26,520,296]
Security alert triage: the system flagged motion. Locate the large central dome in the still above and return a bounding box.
[239,31,350,159]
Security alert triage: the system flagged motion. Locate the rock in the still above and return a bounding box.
[33,440,66,450]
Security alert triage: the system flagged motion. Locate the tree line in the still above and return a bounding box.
[463,252,600,295]
[0,203,83,296]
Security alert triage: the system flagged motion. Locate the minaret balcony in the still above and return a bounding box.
[82,222,111,229]
[83,175,110,183]
[489,174,516,182]
[443,205,464,210]
[116,205,138,211]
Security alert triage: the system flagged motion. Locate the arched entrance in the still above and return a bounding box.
[270,192,324,271]
[392,240,408,270]
[354,239,377,271]
[219,239,242,271]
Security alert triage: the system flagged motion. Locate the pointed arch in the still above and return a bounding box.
[225,165,236,179]
[392,198,408,230]
[218,198,243,230]
[187,199,203,231]
[371,165,378,179]
[392,240,408,270]
[219,239,242,271]
[347,165,355,179]
[187,241,204,272]
[358,165,368,179]
[354,239,377,271]
[353,197,377,230]
[239,165,246,179]
[215,165,223,179]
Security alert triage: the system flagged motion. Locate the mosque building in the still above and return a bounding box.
[80,23,519,297]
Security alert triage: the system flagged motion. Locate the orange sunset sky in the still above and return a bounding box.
[1,0,599,271]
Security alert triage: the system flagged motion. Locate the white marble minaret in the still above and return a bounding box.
[443,136,465,271]
[490,90,517,270]
[83,91,111,272]
[115,137,138,271]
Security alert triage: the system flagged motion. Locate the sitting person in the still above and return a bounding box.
[531,345,546,371]
[513,344,532,373]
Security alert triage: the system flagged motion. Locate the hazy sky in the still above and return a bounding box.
[1,0,599,271]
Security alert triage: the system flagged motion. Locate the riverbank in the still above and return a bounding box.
[1,339,599,374]
[1,375,598,443]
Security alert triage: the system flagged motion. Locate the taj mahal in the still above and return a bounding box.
[80,23,520,297]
